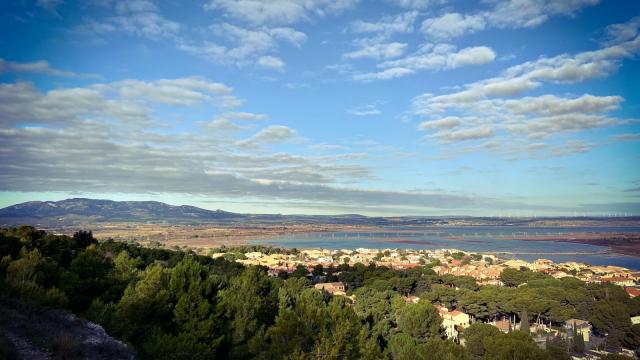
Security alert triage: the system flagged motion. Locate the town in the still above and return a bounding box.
[217,246,640,359]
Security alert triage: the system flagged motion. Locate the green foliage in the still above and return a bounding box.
[483,331,550,360]
[500,268,549,287]
[545,337,570,360]
[462,322,500,358]
[572,325,585,353]
[520,307,530,334]
[589,300,632,349]
[0,226,637,360]
[396,300,443,341]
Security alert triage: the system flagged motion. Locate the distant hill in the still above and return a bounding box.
[0,198,244,225]
[0,198,404,226]
[2,198,636,227]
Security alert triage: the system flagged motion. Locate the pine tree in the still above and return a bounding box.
[572,325,585,354]
[520,307,530,333]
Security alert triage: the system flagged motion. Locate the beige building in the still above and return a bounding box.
[314,282,346,295]
[565,319,592,342]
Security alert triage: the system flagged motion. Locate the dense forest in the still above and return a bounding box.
[0,226,639,359]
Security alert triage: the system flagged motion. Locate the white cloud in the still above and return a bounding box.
[347,104,381,116]
[430,125,494,142]
[412,19,640,113]
[387,0,440,10]
[177,23,304,69]
[0,58,99,79]
[237,125,297,146]
[203,0,358,26]
[550,139,593,156]
[446,46,496,68]
[344,42,408,60]
[421,13,485,39]
[603,16,640,45]
[350,11,417,37]
[352,67,414,81]
[77,0,181,40]
[378,44,496,72]
[0,77,241,128]
[222,112,269,121]
[486,0,599,29]
[95,77,234,106]
[418,116,461,130]
[256,56,286,71]
[207,118,244,131]
[418,0,599,40]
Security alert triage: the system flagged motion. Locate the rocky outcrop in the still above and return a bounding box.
[0,298,135,360]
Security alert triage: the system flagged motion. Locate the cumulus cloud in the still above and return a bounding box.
[377,44,496,73]
[0,58,100,79]
[418,116,461,130]
[344,42,408,60]
[413,17,640,119]
[0,77,243,129]
[416,92,625,144]
[350,11,417,37]
[76,0,181,40]
[220,112,269,121]
[347,104,381,116]
[0,125,543,212]
[418,0,598,40]
[177,23,305,69]
[387,0,440,10]
[430,125,494,142]
[352,67,414,81]
[485,0,599,29]
[256,56,286,71]
[237,125,298,147]
[203,0,358,26]
[4,76,440,212]
[421,13,485,40]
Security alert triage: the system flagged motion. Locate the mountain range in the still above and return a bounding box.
[1,198,631,227]
[0,198,395,226]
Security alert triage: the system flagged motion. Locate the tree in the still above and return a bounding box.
[572,325,585,354]
[73,230,96,248]
[291,264,308,278]
[520,307,530,334]
[311,264,324,277]
[218,266,279,358]
[353,288,402,346]
[416,338,472,360]
[462,322,500,358]
[545,337,569,360]
[6,248,41,294]
[589,300,632,350]
[396,300,443,341]
[388,333,417,360]
[483,331,549,360]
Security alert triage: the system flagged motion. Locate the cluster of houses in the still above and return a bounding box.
[221,247,640,293]
[215,247,639,356]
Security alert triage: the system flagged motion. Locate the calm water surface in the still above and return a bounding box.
[252,226,640,269]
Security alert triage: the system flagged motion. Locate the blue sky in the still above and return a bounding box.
[0,0,639,216]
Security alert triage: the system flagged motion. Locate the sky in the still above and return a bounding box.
[0,0,639,216]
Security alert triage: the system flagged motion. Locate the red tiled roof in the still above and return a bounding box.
[626,287,640,297]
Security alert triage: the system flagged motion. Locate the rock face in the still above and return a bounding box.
[0,298,136,360]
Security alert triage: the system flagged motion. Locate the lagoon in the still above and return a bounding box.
[252,226,640,269]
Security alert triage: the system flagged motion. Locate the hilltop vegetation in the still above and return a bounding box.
[0,226,639,359]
